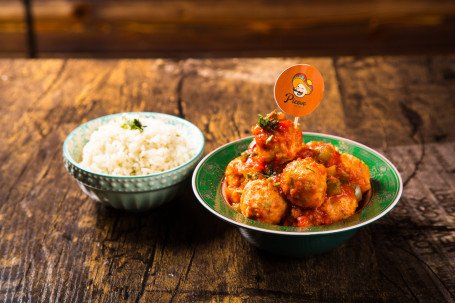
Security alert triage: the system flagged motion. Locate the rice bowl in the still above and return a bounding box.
[63,112,205,211]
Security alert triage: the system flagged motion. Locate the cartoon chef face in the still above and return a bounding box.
[292,74,313,98]
[293,83,308,97]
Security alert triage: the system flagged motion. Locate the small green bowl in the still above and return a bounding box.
[63,112,205,212]
[192,133,402,257]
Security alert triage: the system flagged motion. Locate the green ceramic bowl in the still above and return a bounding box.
[63,112,205,212]
[192,133,402,257]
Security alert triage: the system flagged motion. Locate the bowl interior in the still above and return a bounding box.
[64,112,205,177]
[192,133,402,234]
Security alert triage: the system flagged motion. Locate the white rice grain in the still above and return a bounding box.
[79,115,197,176]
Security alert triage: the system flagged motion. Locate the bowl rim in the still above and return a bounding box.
[192,132,403,236]
[63,112,205,179]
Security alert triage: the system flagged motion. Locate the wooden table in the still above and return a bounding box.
[1,56,454,302]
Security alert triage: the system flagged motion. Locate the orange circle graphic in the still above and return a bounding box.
[274,64,324,117]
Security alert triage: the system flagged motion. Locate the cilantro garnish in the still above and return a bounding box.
[257,114,279,132]
[121,118,147,133]
[261,165,276,178]
[266,134,274,144]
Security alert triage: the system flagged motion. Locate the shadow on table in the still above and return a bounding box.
[92,181,234,248]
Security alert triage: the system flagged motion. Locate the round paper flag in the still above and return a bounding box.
[274,64,324,117]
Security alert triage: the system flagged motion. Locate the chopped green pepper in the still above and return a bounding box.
[327,165,337,177]
[318,145,334,163]
[327,180,342,195]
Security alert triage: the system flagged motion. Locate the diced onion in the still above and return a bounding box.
[354,185,362,201]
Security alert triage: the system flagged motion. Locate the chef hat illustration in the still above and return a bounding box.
[292,73,313,95]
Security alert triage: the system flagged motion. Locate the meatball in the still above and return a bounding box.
[224,156,263,206]
[280,157,327,208]
[240,180,287,225]
[340,153,371,193]
[289,185,358,227]
[319,185,358,222]
[252,111,302,166]
[225,157,251,188]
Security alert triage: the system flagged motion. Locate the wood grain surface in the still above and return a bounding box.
[1,0,455,57]
[0,57,454,302]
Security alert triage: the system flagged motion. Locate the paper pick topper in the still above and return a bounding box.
[274,64,324,117]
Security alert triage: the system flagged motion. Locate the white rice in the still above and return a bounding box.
[79,115,198,176]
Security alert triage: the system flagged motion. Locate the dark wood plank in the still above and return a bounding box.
[0,1,27,55]
[0,59,188,301]
[334,56,455,301]
[2,0,455,57]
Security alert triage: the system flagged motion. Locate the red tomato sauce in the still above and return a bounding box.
[223,111,371,227]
